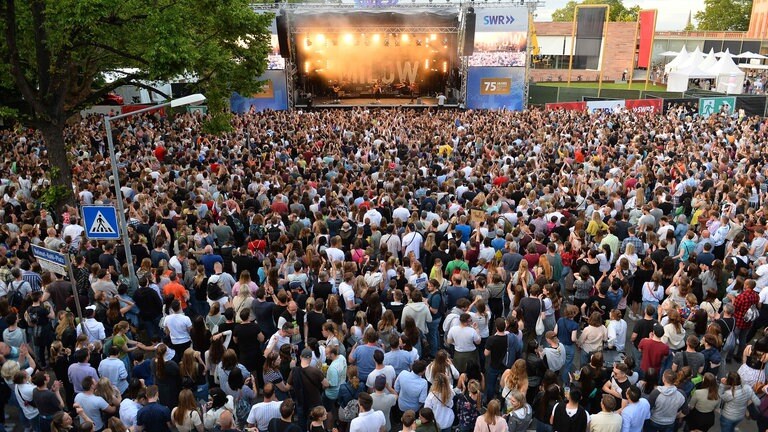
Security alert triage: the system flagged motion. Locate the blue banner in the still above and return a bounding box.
[466,67,525,110]
[230,71,288,113]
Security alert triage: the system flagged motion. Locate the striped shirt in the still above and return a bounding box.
[247,400,282,432]
[21,270,42,292]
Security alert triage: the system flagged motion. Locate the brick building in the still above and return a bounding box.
[529,22,638,83]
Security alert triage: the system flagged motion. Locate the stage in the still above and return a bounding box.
[295,96,459,108]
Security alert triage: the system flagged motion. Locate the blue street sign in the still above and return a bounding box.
[31,244,66,266]
[31,244,69,276]
[82,205,121,240]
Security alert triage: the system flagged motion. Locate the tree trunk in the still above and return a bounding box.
[39,121,76,214]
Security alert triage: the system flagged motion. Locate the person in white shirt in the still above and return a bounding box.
[365,350,397,391]
[247,383,282,432]
[402,224,423,260]
[164,300,192,362]
[423,373,455,431]
[76,306,106,343]
[264,323,293,357]
[446,313,481,373]
[349,393,386,432]
[12,368,39,429]
[325,236,346,263]
[392,202,411,223]
[606,309,628,353]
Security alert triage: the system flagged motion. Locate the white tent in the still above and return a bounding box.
[677,47,704,70]
[664,46,690,73]
[699,48,718,71]
[710,52,747,94]
[735,51,767,59]
[666,60,717,92]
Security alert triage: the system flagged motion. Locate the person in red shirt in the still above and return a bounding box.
[731,279,760,361]
[638,324,669,373]
[153,144,167,162]
[163,271,189,311]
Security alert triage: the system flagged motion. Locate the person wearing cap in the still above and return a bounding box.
[286,348,329,431]
[76,306,106,344]
[637,324,669,375]
[349,392,386,432]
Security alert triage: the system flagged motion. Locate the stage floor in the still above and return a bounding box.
[296,97,457,108]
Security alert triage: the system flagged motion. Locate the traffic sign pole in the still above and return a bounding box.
[105,118,137,287]
[66,256,86,335]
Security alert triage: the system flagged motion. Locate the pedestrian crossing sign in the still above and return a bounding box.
[82,205,121,240]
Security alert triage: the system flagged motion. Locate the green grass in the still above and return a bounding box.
[536,81,669,91]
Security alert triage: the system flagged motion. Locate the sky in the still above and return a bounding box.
[535,0,707,30]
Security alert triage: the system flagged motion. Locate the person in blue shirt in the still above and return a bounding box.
[455,216,471,244]
[349,328,384,383]
[394,360,429,412]
[136,385,171,432]
[491,230,506,252]
[620,385,650,432]
[384,336,415,377]
[132,351,154,386]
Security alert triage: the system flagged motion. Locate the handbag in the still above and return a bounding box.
[535,300,546,336]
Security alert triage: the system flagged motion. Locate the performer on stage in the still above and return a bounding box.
[373,81,382,103]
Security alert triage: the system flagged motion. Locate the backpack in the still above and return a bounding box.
[234,390,252,428]
[745,303,760,323]
[428,291,446,318]
[503,332,522,368]
[249,224,265,240]
[7,281,27,311]
[206,276,224,301]
[338,399,359,423]
[266,225,282,244]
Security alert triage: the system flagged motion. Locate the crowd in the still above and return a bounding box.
[468,52,526,67]
[1,104,768,432]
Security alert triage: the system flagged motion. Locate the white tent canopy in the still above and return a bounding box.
[735,51,767,59]
[677,47,704,70]
[666,58,717,92]
[664,46,690,73]
[699,48,718,71]
[711,52,746,94]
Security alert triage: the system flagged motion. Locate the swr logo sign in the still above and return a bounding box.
[483,15,516,25]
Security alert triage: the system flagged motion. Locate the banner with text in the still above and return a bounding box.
[470,8,529,67]
[625,98,663,114]
[230,71,288,113]
[545,101,587,111]
[466,67,525,110]
[586,99,626,113]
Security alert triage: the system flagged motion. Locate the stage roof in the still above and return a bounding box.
[291,8,459,28]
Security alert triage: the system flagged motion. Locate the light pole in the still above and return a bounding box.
[104,93,206,285]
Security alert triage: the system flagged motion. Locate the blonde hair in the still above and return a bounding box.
[0,360,20,381]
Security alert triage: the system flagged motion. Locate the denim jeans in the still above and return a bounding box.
[719,416,743,432]
[427,319,441,358]
[732,326,751,360]
[643,420,675,432]
[562,344,575,384]
[485,365,503,401]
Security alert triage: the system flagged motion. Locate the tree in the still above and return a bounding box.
[551,0,640,22]
[695,0,752,31]
[0,0,272,210]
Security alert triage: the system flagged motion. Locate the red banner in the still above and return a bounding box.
[637,10,657,69]
[545,101,586,111]
[624,98,663,114]
[120,105,166,116]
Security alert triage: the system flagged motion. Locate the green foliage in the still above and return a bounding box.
[39,184,70,210]
[0,0,271,208]
[202,111,234,135]
[694,0,752,31]
[551,0,640,22]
